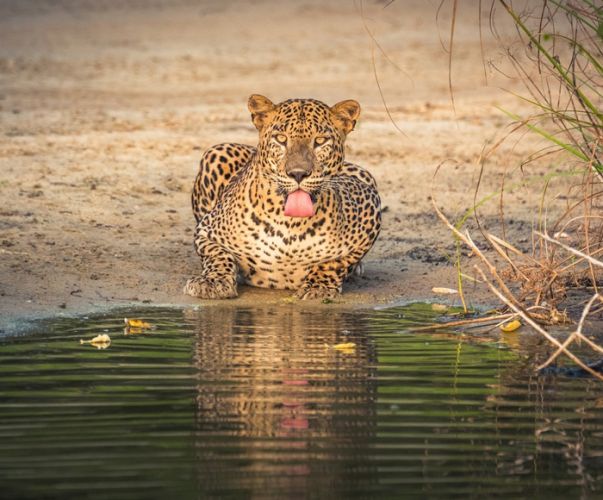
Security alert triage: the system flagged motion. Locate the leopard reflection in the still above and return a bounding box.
[189,306,378,496]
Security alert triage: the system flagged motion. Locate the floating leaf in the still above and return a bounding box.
[80,334,111,349]
[432,287,458,295]
[124,318,152,329]
[333,342,356,354]
[500,319,521,332]
[334,342,356,350]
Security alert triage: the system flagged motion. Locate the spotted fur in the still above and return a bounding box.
[184,95,381,300]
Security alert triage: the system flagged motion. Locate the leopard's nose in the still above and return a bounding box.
[288,169,310,184]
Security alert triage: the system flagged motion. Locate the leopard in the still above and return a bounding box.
[184,94,381,300]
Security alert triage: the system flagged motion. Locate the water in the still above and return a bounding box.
[1,304,602,499]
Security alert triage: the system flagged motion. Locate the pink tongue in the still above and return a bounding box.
[284,190,315,217]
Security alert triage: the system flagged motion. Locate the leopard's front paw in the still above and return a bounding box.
[295,285,340,301]
[183,276,238,299]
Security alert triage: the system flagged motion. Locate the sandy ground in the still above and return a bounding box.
[0,0,570,332]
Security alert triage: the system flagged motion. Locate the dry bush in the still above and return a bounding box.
[437,0,603,376]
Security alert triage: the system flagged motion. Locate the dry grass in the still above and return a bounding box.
[436,0,603,377]
[433,194,603,379]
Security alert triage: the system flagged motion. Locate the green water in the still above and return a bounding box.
[0,304,602,499]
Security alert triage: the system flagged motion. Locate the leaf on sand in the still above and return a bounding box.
[124,318,152,329]
[553,231,571,239]
[500,319,521,332]
[80,334,111,349]
[432,287,458,295]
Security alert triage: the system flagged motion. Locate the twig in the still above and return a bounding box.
[486,233,530,278]
[536,231,603,268]
[537,293,603,370]
[407,313,513,332]
[447,0,458,115]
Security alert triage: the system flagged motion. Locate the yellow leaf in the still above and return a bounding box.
[334,342,356,349]
[333,342,356,354]
[124,318,152,329]
[80,334,111,349]
[432,287,458,295]
[500,319,521,332]
[431,303,448,312]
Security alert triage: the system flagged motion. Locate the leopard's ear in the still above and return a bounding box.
[330,99,361,134]
[248,94,276,131]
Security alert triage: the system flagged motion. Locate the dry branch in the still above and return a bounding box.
[536,231,603,269]
[537,293,603,370]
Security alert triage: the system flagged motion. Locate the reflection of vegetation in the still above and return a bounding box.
[371,304,517,404]
[369,305,603,495]
[0,306,602,497]
[0,309,199,499]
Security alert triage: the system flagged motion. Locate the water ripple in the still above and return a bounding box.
[0,304,602,498]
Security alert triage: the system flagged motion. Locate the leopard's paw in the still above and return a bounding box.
[295,285,340,301]
[183,276,238,299]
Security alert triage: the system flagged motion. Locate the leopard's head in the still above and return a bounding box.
[248,95,360,203]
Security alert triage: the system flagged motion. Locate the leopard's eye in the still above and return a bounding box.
[314,136,328,147]
[274,133,287,145]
